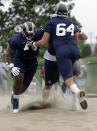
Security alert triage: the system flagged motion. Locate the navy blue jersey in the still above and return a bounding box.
[47,36,56,55]
[33,28,44,41]
[44,16,81,80]
[75,25,81,32]
[34,28,56,55]
[34,28,56,56]
[45,17,78,49]
[8,28,44,61]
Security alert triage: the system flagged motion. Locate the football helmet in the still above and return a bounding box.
[22,21,35,41]
[56,1,68,16]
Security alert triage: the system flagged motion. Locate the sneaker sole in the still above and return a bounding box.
[80,100,88,110]
[79,91,88,110]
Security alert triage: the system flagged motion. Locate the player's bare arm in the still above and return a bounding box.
[74,32,81,44]
[35,32,50,47]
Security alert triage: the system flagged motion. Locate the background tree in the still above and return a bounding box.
[0,0,78,62]
[94,44,97,55]
[81,44,91,58]
[0,0,86,63]
[6,0,76,27]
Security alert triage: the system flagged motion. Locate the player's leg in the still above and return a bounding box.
[13,73,24,94]
[11,58,38,108]
[71,59,87,110]
[72,68,87,110]
[69,63,81,110]
[23,63,38,92]
[10,58,25,113]
[42,60,59,100]
[11,62,37,113]
[11,72,24,113]
[61,67,87,110]
[61,82,67,97]
[56,51,88,110]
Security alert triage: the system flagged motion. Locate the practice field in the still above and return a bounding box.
[0,90,97,131]
[0,57,97,131]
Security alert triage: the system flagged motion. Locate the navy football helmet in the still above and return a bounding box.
[22,21,35,41]
[56,1,68,16]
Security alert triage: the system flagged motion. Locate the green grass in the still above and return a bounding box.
[83,56,97,63]
[83,56,97,94]
[86,64,97,94]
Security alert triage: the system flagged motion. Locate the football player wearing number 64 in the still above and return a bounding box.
[32,1,88,110]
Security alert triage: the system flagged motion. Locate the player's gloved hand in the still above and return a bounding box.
[11,67,20,76]
[32,42,37,51]
[9,63,20,76]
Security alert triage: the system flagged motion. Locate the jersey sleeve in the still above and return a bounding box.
[75,25,81,33]
[8,36,18,50]
[33,28,44,41]
[44,20,52,34]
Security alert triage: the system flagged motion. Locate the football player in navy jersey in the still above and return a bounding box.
[33,1,88,110]
[43,16,88,110]
[7,21,44,113]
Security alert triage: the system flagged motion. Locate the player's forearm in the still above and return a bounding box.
[35,39,47,47]
[74,32,80,44]
[35,32,50,47]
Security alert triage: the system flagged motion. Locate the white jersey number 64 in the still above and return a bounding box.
[56,23,74,36]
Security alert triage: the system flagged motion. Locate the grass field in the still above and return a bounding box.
[83,56,97,94]
[86,63,97,94]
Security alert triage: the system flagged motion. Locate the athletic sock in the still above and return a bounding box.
[11,91,19,99]
[70,83,80,95]
[12,93,19,99]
